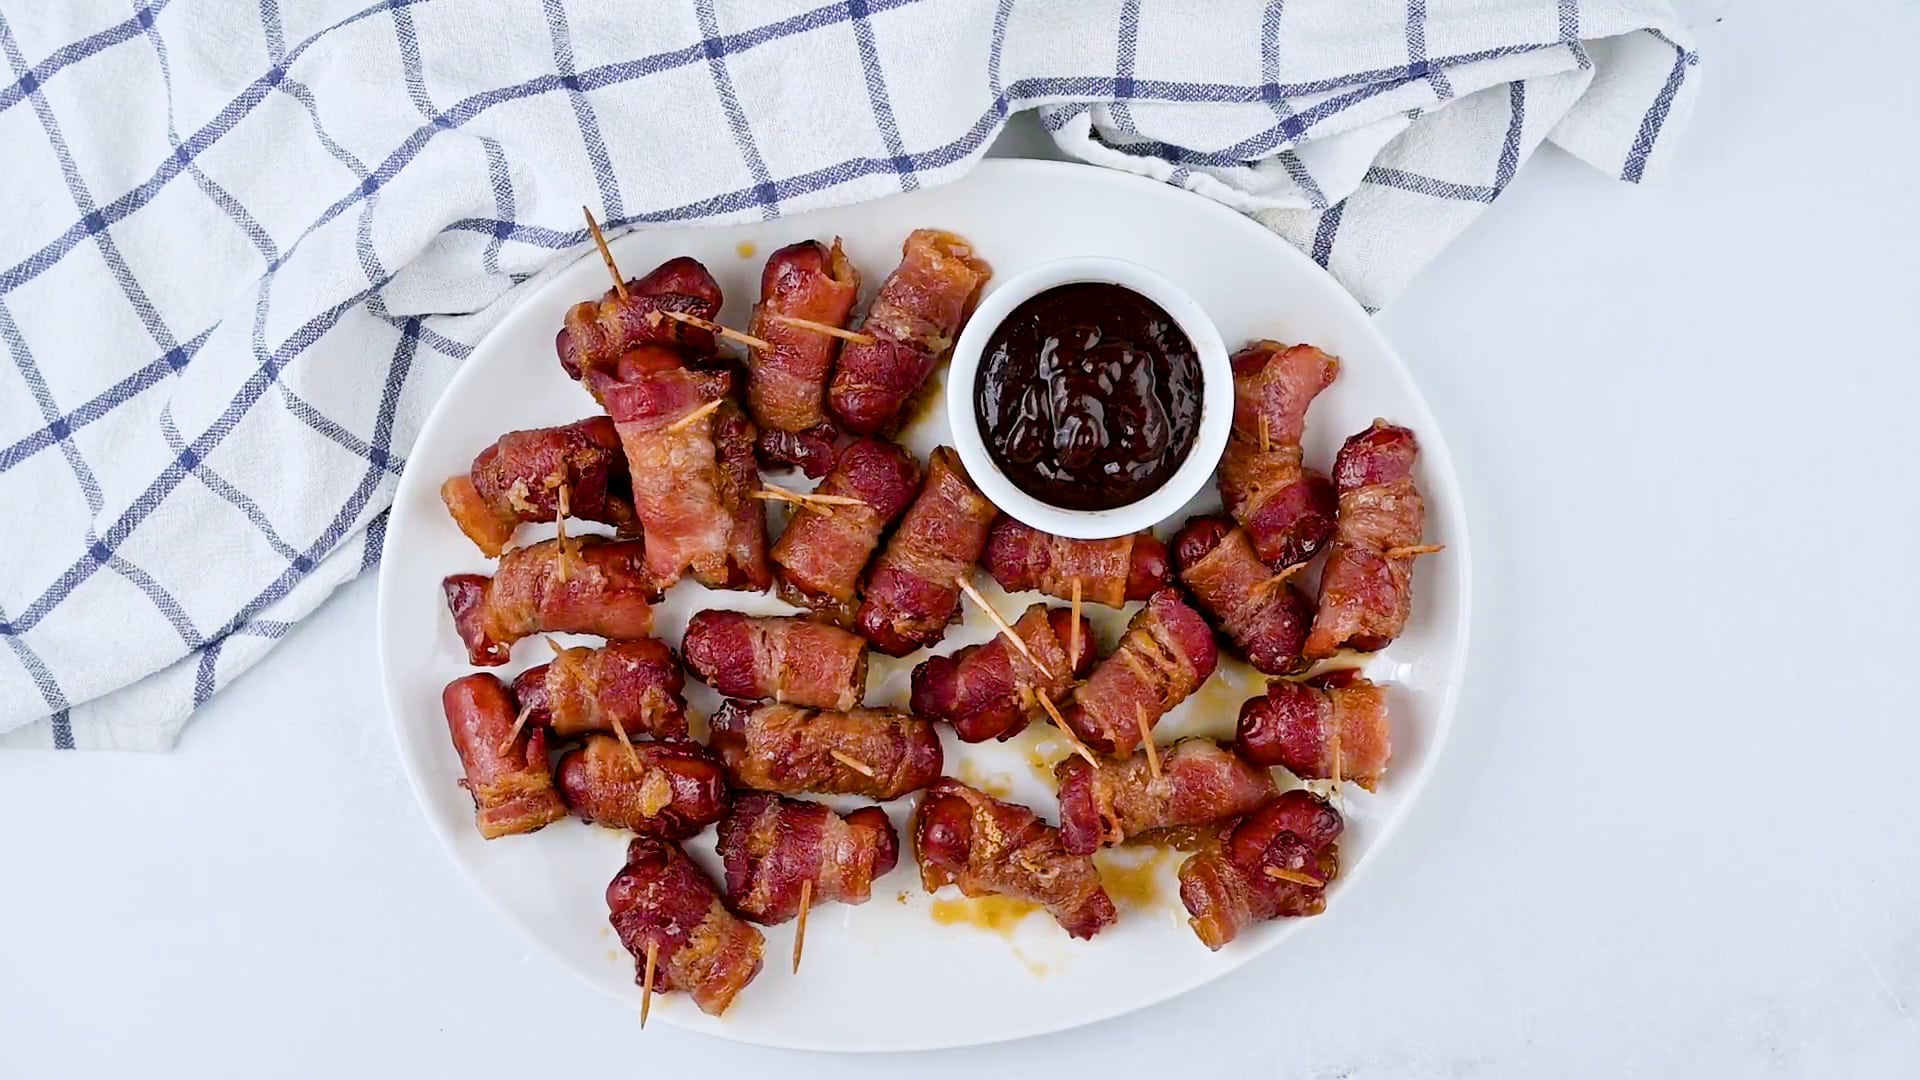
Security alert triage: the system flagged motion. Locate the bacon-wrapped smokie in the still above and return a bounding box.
[1216,342,1339,569]
[747,239,860,476]
[909,603,1093,743]
[1304,420,1430,658]
[558,256,723,380]
[1059,588,1218,756]
[608,837,764,1017]
[708,699,942,800]
[855,446,998,656]
[827,229,991,435]
[591,347,757,590]
[555,737,729,839]
[441,673,568,839]
[511,638,687,741]
[1055,738,1278,856]
[1173,514,1315,675]
[912,778,1117,940]
[771,437,922,623]
[681,609,868,711]
[443,537,656,666]
[982,518,1170,608]
[1237,669,1391,789]
[439,417,633,557]
[716,793,900,924]
[1178,789,1343,950]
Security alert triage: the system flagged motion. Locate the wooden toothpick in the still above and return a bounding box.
[753,482,869,517]
[496,704,534,756]
[1259,414,1271,454]
[954,576,1053,680]
[648,309,772,352]
[582,206,629,301]
[1246,561,1310,609]
[761,483,866,507]
[1035,694,1098,767]
[829,748,875,777]
[791,879,813,974]
[769,313,876,345]
[665,397,724,434]
[611,714,642,771]
[753,488,827,518]
[1384,543,1445,559]
[1263,866,1326,888]
[640,939,658,1028]
[1134,703,1161,779]
[1069,578,1082,669]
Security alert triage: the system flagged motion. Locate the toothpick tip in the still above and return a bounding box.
[640,939,657,1028]
[791,879,812,974]
[1263,866,1325,888]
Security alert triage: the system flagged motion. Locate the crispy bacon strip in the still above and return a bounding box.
[1232,342,1336,448]
[1173,514,1314,675]
[909,604,1094,743]
[855,447,998,656]
[591,347,742,590]
[708,700,942,800]
[982,519,1170,608]
[716,793,900,924]
[511,638,688,741]
[608,837,764,1017]
[443,537,656,666]
[1216,342,1340,569]
[1055,739,1278,856]
[557,256,723,380]
[1178,790,1343,950]
[712,397,772,591]
[681,609,868,711]
[771,437,922,624]
[1237,669,1391,789]
[827,229,991,435]
[912,778,1117,940]
[555,737,730,839]
[441,674,568,839]
[1059,588,1218,756]
[748,239,861,476]
[439,417,633,557]
[1304,421,1428,658]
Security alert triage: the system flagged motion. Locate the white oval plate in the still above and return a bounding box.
[378,160,1470,1053]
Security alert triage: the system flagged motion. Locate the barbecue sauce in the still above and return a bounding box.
[975,283,1201,512]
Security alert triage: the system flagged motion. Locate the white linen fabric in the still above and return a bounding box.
[0,0,1696,748]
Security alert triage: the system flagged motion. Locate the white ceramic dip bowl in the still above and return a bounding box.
[946,255,1232,539]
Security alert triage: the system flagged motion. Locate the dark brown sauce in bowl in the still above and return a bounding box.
[974,283,1202,512]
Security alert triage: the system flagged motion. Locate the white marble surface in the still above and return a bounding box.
[4,4,1917,1076]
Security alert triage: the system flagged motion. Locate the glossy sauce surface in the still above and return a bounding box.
[975,283,1201,511]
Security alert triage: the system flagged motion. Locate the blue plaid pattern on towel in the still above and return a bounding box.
[0,0,1697,749]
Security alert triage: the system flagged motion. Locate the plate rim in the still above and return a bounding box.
[376,157,1473,1053]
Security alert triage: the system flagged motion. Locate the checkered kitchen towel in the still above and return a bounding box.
[0,0,1698,749]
